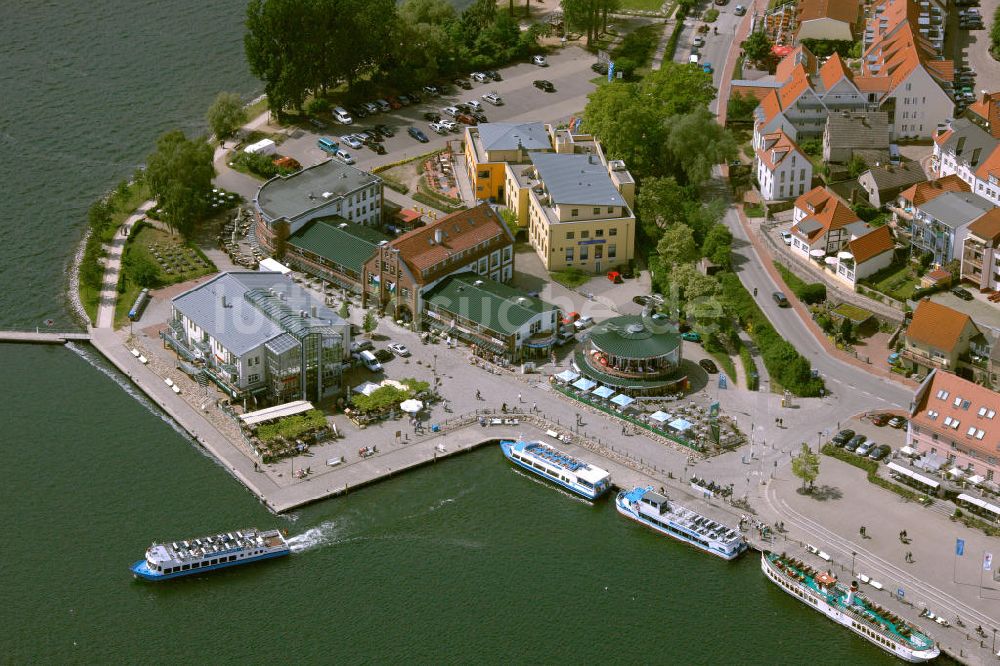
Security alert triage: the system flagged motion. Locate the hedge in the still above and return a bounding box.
[821,444,931,504]
[774,261,826,303]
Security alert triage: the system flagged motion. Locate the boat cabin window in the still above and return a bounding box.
[578,479,593,488]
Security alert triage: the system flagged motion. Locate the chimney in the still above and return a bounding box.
[311,305,317,317]
[434,228,443,244]
[983,90,990,105]
[220,295,227,308]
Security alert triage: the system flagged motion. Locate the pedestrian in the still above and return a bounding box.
[502,402,507,413]
[860,525,866,538]
[753,287,758,297]
[517,393,523,403]
[622,424,627,434]
[476,389,482,400]
[902,529,907,540]
[531,401,537,413]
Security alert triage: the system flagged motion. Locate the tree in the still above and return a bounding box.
[145,130,214,239]
[206,92,247,141]
[837,318,854,344]
[637,177,693,238]
[127,252,160,288]
[245,0,314,116]
[742,30,773,63]
[399,0,456,24]
[727,90,759,122]
[664,111,739,186]
[273,220,290,260]
[673,263,721,301]
[791,443,820,491]
[363,309,378,337]
[701,224,733,269]
[338,301,350,319]
[846,153,868,178]
[656,224,699,269]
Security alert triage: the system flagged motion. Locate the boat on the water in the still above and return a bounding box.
[615,486,746,560]
[500,439,611,500]
[130,528,290,581]
[761,551,940,662]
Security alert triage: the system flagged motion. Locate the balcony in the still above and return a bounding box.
[902,347,951,370]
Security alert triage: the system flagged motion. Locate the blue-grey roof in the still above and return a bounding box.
[172,272,346,356]
[530,153,625,207]
[256,159,380,222]
[477,122,552,152]
[918,191,994,229]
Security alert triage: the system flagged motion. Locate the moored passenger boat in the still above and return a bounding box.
[500,439,611,500]
[615,486,746,560]
[761,551,940,662]
[130,528,290,581]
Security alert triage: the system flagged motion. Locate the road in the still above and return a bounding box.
[214,46,604,201]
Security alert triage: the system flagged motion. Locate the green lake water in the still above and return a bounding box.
[0,1,916,662]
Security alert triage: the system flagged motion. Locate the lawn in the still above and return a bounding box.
[113,224,217,328]
[867,262,920,301]
[707,350,738,386]
[618,0,667,11]
[551,267,591,289]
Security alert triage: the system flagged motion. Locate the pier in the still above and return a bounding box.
[0,329,91,344]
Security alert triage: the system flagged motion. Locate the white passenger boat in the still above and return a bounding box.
[130,528,290,581]
[500,439,611,500]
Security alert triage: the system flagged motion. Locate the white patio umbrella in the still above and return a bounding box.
[400,399,423,413]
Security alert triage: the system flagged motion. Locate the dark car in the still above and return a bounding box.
[486,70,501,81]
[868,445,891,461]
[734,4,746,14]
[952,287,974,300]
[358,131,379,145]
[533,79,556,92]
[347,105,368,119]
[772,291,790,307]
[844,434,866,452]
[699,359,719,374]
[423,111,442,122]
[454,103,471,113]
[368,142,387,154]
[591,62,609,74]
[407,91,422,103]
[633,295,651,306]
[871,413,890,427]
[471,111,488,123]
[454,78,472,90]
[374,124,394,137]
[408,126,429,143]
[832,429,855,446]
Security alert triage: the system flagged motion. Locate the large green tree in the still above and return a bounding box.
[245,0,314,115]
[664,111,739,186]
[206,92,248,140]
[701,223,733,269]
[742,30,773,64]
[145,130,214,239]
[637,176,693,238]
[791,443,820,490]
[656,224,699,269]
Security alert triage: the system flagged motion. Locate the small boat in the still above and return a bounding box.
[130,528,289,581]
[500,439,611,500]
[615,486,746,560]
[761,551,940,662]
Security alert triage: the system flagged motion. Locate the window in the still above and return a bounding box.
[565,248,574,262]
[579,246,589,260]
[608,244,616,259]
[581,230,589,239]
[595,245,603,259]
[607,206,614,213]
[566,231,575,240]
[571,208,579,217]
[593,207,600,214]
[800,168,805,180]
[248,374,260,383]
[478,169,490,178]
[609,228,617,236]
[596,229,604,237]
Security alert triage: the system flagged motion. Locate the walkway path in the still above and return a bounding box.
[95,200,155,328]
[650,14,675,71]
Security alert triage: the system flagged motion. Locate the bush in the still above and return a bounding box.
[703,8,719,22]
[233,150,296,179]
[774,262,826,303]
[306,97,331,116]
[256,409,327,442]
[821,444,933,504]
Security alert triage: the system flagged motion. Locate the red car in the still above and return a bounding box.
[562,311,580,325]
[456,112,478,125]
[871,413,890,427]
[386,96,402,110]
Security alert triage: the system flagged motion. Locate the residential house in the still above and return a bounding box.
[754,129,813,201]
[965,90,1000,139]
[463,122,554,201]
[283,216,391,293]
[857,161,927,207]
[856,0,954,140]
[361,204,515,327]
[506,149,636,274]
[163,272,350,404]
[790,186,869,258]
[902,299,988,382]
[835,225,897,286]
[895,174,971,224]
[423,272,561,362]
[909,190,993,264]
[961,209,1000,292]
[823,110,890,164]
[795,0,863,41]
[934,118,1000,207]
[254,159,382,252]
[907,370,1000,484]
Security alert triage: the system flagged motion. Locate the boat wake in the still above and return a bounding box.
[286,520,340,554]
[510,467,595,504]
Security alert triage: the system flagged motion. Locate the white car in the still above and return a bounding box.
[573,315,594,331]
[532,55,548,66]
[465,100,483,111]
[780,230,792,245]
[471,72,490,83]
[482,92,503,106]
[440,119,459,132]
[335,150,355,165]
[693,36,705,47]
[388,343,411,357]
[441,106,460,117]
[429,121,449,135]
[340,135,362,149]
[332,106,353,124]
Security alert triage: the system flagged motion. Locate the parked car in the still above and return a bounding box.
[358,350,383,372]
[486,70,502,81]
[702,62,714,74]
[681,331,702,342]
[335,150,355,165]
[454,78,472,90]
[591,62,609,74]
[869,445,891,461]
[408,127,429,143]
[374,124,394,137]
[350,339,373,354]
[361,102,379,114]
[441,106,460,117]
[556,330,576,346]
[871,413,890,427]
[952,287,974,300]
[386,97,402,110]
[856,441,874,456]
[465,100,483,112]
[440,119,459,131]
[714,0,727,5]
[533,79,556,92]
[562,311,580,325]
[456,112,477,125]
[317,137,339,154]
[429,121,449,135]
[889,416,906,429]
[309,118,329,130]
[422,85,440,96]
[693,36,705,47]
[573,315,594,331]
[471,72,491,83]
[423,111,442,122]
[699,359,719,374]
[633,295,651,306]
[397,95,411,106]
[532,55,548,66]
[332,106,353,124]
[340,134,362,149]
[454,102,471,113]
[388,343,411,357]
[772,292,790,307]
[375,99,392,112]
[780,230,792,245]
[368,142,387,154]
[734,4,746,15]
[482,92,504,106]
[470,111,488,123]
[832,429,855,446]
[407,91,422,103]
[845,434,866,452]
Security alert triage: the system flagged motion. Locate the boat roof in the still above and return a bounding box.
[147,528,278,564]
[512,440,609,482]
[627,486,741,543]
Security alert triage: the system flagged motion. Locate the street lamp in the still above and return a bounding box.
[993,627,997,655]
[433,354,437,375]
[851,551,857,578]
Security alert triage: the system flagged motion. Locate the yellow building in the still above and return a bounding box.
[464,122,554,201]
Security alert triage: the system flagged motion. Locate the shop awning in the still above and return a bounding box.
[886,461,940,489]
[592,385,615,399]
[554,369,580,383]
[572,378,597,391]
[669,418,693,432]
[611,394,635,408]
[650,410,671,423]
[240,400,314,427]
[353,381,381,396]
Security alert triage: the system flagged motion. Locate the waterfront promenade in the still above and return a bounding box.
[0,329,90,344]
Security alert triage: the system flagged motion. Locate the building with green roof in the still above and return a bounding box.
[423,272,560,361]
[580,315,685,395]
[285,216,390,292]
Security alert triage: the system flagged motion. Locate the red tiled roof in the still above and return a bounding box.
[847,225,894,263]
[967,91,1000,138]
[861,0,954,94]
[778,65,812,110]
[968,208,1000,243]
[906,299,976,352]
[910,370,1000,459]
[973,144,1000,182]
[853,76,892,93]
[387,204,510,275]
[775,45,817,82]
[819,53,853,91]
[797,0,862,26]
[755,129,806,170]
[795,185,833,211]
[898,174,970,207]
[792,188,862,241]
[757,89,783,124]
